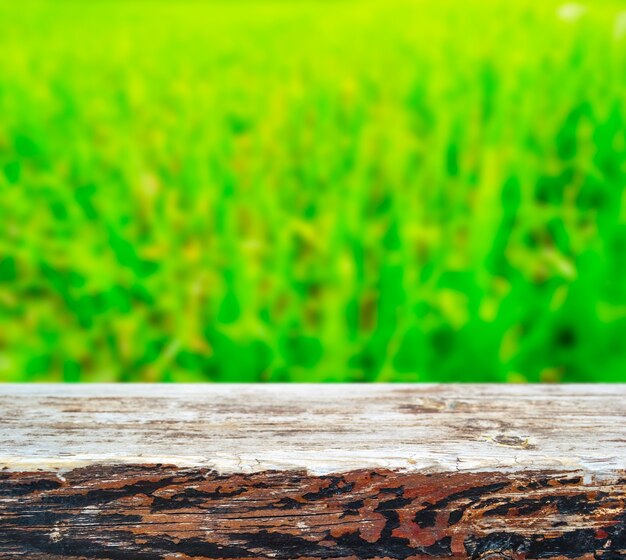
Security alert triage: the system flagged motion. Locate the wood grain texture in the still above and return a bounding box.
[0,384,624,559]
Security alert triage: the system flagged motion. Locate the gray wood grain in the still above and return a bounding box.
[0,384,623,474]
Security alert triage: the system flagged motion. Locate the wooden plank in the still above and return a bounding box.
[0,384,623,559]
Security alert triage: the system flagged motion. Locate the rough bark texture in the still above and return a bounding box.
[0,384,624,559]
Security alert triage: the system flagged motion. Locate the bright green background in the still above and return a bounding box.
[1,0,625,382]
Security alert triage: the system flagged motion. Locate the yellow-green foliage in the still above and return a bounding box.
[1,0,625,381]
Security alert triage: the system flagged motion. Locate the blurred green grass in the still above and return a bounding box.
[1,0,626,382]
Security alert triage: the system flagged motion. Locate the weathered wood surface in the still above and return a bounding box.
[0,384,624,559]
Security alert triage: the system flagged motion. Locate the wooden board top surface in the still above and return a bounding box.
[0,384,624,475]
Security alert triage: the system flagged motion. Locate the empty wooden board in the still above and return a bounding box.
[0,384,624,559]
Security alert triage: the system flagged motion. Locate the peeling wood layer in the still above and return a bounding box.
[0,465,624,559]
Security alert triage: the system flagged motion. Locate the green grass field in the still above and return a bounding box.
[1,0,626,382]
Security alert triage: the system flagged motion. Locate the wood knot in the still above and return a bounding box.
[399,398,447,413]
[486,434,535,449]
